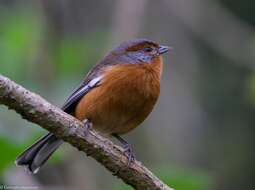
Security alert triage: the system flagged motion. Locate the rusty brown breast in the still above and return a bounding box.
[75,56,163,135]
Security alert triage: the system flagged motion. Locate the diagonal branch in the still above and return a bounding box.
[0,74,173,190]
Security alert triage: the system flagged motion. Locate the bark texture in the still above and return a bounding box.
[0,74,173,190]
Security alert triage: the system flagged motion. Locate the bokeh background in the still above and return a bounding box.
[0,0,255,190]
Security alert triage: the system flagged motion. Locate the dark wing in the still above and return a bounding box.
[61,51,116,113]
[61,76,102,113]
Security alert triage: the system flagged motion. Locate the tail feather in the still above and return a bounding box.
[16,133,62,174]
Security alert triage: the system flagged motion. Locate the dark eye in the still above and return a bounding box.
[143,47,153,52]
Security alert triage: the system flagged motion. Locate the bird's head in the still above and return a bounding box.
[106,39,170,65]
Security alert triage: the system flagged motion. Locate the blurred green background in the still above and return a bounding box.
[0,0,255,190]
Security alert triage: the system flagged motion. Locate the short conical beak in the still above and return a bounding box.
[158,45,171,55]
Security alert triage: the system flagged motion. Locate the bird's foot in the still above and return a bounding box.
[112,134,135,165]
[82,119,92,136]
[123,143,135,165]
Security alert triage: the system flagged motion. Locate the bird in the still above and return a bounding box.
[15,38,170,174]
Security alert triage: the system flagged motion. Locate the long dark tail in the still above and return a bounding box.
[15,133,63,174]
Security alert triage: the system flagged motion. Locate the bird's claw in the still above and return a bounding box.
[82,119,92,136]
[123,143,135,165]
[112,134,135,165]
